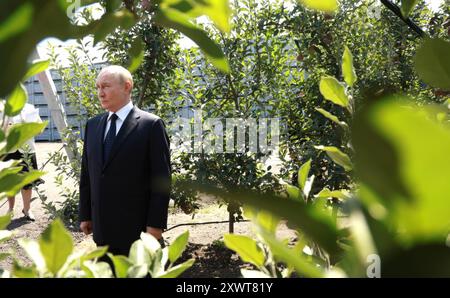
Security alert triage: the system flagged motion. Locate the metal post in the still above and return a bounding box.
[30,48,76,162]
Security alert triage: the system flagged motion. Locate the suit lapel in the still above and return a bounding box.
[102,107,140,171]
[94,113,108,169]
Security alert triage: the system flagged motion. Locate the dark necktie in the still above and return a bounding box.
[103,113,118,164]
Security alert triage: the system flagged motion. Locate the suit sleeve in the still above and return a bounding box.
[146,119,171,229]
[79,121,92,221]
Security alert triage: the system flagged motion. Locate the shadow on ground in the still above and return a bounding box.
[177,242,254,278]
[7,217,34,230]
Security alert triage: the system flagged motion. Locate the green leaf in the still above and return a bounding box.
[346,200,378,265]
[0,214,12,230]
[129,240,151,265]
[0,1,95,97]
[127,264,149,278]
[38,219,73,275]
[0,171,45,197]
[107,253,132,278]
[192,184,341,257]
[0,163,22,181]
[0,2,33,42]
[148,248,164,276]
[342,46,357,87]
[298,0,339,12]
[224,234,265,268]
[23,59,50,81]
[383,244,450,277]
[128,37,144,73]
[82,261,114,278]
[315,108,349,129]
[319,76,349,109]
[286,184,301,200]
[5,84,27,117]
[81,246,108,261]
[163,0,231,33]
[154,8,229,73]
[243,207,280,234]
[56,250,85,277]
[315,188,351,200]
[140,232,161,255]
[414,38,450,91]
[157,259,195,278]
[105,0,122,12]
[259,229,324,278]
[12,261,38,278]
[298,159,311,192]
[168,230,189,264]
[401,0,419,17]
[18,239,46,273]
[57,0,99,11]
[353,97,450,242]
[314,145,353,171]
[80,263,95,278]
[3,121,48,154]
[93,9,136,45]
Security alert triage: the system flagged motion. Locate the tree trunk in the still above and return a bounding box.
[229,211,234,234]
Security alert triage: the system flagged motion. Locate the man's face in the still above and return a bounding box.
[96,72,130,112]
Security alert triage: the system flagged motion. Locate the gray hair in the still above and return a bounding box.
[98,65,134,91]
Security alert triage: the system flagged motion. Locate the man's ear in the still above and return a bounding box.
[124,80,132,93]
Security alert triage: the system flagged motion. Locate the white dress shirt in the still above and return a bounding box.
[104,101,133,140]
[7,103,42,153]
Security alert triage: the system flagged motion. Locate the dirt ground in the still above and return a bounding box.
[0,142,296,278]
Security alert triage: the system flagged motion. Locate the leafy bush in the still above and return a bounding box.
[221,96,450,277]
[38,129,83,229]
[175,152,282,231]
[0,217,193,278]
[218,0,450,278]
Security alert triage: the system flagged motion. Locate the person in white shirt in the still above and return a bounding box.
[3,103,43,221]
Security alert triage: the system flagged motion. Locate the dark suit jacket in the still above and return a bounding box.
[79,106,171,254]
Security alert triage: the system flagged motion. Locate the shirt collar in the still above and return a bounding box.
[108,101,133,122]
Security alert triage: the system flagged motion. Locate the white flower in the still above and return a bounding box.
[367,1,382,20]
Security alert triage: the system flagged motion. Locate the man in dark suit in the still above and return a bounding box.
[79,65,171,257]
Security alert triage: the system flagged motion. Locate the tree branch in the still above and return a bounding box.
[380,0,427,38]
